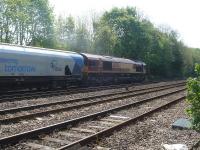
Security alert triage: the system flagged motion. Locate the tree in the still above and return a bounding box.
[0,0,55,47]
[28,0,55,48]
[55,15,75,50]
[93,24,117,55]
[73,20,91,52]
[101,7,142,58]
[1,2,199,79]
[92,7,184,78]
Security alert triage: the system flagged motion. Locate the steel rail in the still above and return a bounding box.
[58,95,186,150]
[0,83,137,103]
[0,82,185,115]
[0,80,174,97]
[0,86,185,124]
[0,83,132,97]
[0,87,186,147]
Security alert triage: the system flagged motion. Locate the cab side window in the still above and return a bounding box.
[103,61,112,70]
[88,60,98,67]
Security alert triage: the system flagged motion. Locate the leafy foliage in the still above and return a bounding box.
[0,2,200,79]
[55,15,91,52]
[0,0,54,47]
[93,7,184,78]
[186,64,200,130]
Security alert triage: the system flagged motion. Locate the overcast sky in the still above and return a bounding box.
[49,0,200,48]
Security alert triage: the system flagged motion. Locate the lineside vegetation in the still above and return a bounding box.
[186,64,200,130]
[0,0,200,79]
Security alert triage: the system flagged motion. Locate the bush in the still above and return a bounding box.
[186,64,200,130]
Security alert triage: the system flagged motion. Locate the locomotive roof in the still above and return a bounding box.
[0,43,81,58]
[81,53,145,65]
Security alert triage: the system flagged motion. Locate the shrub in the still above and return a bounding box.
[186,63,200,130]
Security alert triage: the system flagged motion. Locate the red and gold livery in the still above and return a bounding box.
[81,53,146,83]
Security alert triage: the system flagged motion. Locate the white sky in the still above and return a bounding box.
[49,0,200,48]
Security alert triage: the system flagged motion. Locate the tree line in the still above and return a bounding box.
[0,0,200,79]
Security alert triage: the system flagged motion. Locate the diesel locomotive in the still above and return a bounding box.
[0,43,146,90]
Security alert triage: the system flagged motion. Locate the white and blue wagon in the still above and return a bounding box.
[0,44,84,89]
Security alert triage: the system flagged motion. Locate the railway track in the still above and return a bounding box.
[0,81,184,103]
[0,85,186,149]
[0,83,137,103]
[0,82,185,124]
[0,81,185,110]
